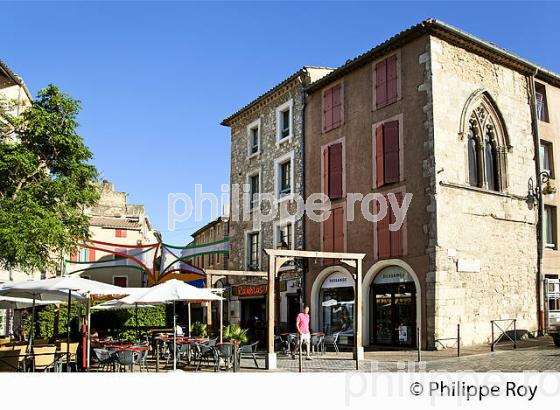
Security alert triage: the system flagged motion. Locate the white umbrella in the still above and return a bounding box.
[121,279,223,371]
[0,277,130,370]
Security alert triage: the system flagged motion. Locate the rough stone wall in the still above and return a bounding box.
[430,36,538,345]
[228,79,305,274]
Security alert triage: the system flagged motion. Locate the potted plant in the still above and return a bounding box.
[223,324,248,344]
[190,321,208,338]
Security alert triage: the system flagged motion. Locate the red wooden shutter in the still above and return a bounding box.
[332,84,342,128]
[375,59,387,107]
[323,88,333,131]
[70,251,77,262]
[383,121,400,183]
[333,207,344,252]
[323,147,329,196]
[323,210,334,265]
[390,192,404,256]
[113,277,127,287]
[88,249,96,262]
[375,126,384,187]
[386,55,398,104]
[328,143,343,199]
[377,199,391,258]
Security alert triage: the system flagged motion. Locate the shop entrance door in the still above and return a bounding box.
[371,282,416,347]
[286,295,300,332]
[240,298,266,343]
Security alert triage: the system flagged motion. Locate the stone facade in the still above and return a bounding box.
[302,20,555,348]
[429,36,538,345]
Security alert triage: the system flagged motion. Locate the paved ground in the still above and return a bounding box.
[89,336,560,373]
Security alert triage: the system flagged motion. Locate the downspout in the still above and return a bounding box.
[298,73,306,309]
[528,69,545,335]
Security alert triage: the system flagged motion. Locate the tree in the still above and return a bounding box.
[0,84,99,273]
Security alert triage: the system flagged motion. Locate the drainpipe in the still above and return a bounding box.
[298,73,307,309]
[528,69,545,336]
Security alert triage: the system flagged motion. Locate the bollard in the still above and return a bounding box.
[156,342,160,372]
[513,319,517,349]
[457,324,461,357]
[417,328,421,362]
[298,337,303,373]
[491,321,495,352]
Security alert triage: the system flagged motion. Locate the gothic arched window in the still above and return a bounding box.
[461,91,508,192]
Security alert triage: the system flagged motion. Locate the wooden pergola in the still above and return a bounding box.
[264,249,366,370]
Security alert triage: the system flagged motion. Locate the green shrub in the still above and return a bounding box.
[223,324,248,344]
[190,321,207,337]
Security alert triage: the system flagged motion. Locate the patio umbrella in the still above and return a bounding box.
[0,295,59,309]
[0,277,129,371]
[120,279,223,370]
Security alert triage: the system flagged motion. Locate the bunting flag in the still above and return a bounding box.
[68,237,230,287]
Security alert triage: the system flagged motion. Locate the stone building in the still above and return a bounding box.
[303,19,559,349]
[222,67,333,332]
[68,180,160,287]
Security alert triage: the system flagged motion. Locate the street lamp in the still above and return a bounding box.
[527,171,556,209]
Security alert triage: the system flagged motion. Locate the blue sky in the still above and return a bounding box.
[2,1,559,244]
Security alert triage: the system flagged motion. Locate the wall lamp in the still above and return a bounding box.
[527,171,556,208]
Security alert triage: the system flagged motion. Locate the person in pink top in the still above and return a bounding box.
[292,306,312,360]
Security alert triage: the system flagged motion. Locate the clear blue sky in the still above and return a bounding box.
[2,1,559,244]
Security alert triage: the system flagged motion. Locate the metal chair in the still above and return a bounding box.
[194,343,218,372]
[324,332,340,353]
[32,346,57,372]
[239,341,259,368]
[116,349,139,372]
[136,349,150,372]
[311,334,325,355]
[216,344,236,371]
[92,348,114,372]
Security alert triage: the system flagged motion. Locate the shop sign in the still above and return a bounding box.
[374,267,413,284]
[321,271,354,289]
[232,284,268,297]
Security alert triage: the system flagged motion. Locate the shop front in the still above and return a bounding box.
[319,271,354,345]
[370,266,417,347]
[233,284,267,343]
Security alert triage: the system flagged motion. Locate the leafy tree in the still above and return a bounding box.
[0,85,99,273]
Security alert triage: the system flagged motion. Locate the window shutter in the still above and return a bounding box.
[383,121,400,183]
[390,192,404,256]
[328,143,343,199]
[323,88,333,131]
[323,210,334,265]
[375,126,384,187]
[386,55,398,103]
[375,59,387,107]
[333,207,344,253]
[88,249,96,262]
[377,199,391,258]
[323,147,329,196]
[70,251,77,262]
[332,84,342,127]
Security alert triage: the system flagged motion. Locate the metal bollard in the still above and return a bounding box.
[491,321,495,352]
[156,342,160,372]
[417,328,421,362]
[457,324,461,357]
[298,337,303,373]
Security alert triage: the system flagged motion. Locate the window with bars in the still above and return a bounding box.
[247,232,260,270]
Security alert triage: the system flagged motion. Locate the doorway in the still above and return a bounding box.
[240,297,266,343]
[286,294,300,332]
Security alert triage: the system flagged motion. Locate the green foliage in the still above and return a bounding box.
[22,303,167,341]
[223,324,248,344]
[190,321,207,338]
[0,85,99,272]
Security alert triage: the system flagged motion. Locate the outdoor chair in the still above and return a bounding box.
[324,332,340,353]
[216,343,236,371]
[194,343,218,372]
[239,341,259,368]
[116,349,139,372]
[92,348,114,372]
[311,334,325,355]
[32,346,57,372]
[0,347,24,372]
[56,342,79,372]
[275,335,290,356]
[136,348,150,372]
